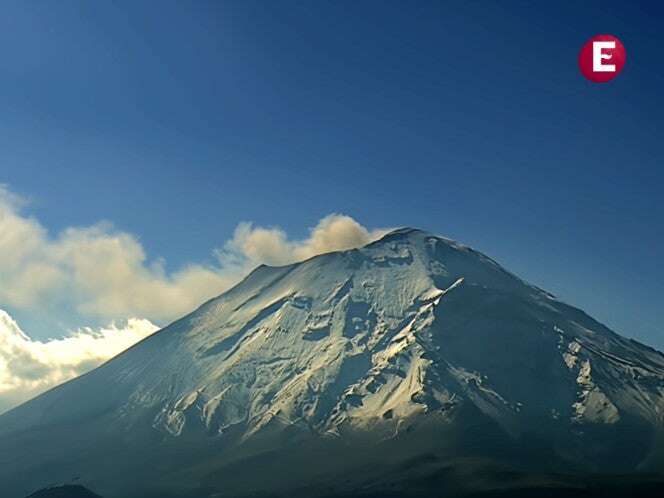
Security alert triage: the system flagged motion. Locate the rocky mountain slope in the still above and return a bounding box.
[2,228,663,498]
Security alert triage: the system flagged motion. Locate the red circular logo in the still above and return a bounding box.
[578,34,626,83]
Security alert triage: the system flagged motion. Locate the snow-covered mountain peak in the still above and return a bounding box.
[1,230,663,497]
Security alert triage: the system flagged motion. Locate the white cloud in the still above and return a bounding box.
[0,309,158,414]
[0,186,238,323]
[1,186,387,325]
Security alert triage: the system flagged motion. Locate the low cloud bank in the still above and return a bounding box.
[0,310,158,414]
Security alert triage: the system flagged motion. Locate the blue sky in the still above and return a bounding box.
[1,1,663,348]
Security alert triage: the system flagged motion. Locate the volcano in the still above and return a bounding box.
[2,228,663,498]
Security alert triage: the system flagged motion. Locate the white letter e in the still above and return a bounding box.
[593,41,616,72]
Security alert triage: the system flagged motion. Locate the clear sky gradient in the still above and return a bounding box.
[1,1,663,347]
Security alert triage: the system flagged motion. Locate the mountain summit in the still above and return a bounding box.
[2,228,663,498]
